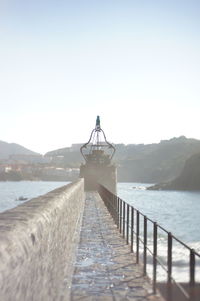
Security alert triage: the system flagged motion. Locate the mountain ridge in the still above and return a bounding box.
[116,136,200,183]
[44,136,200,184]
[0,140,41,159]
[1,136,200,188]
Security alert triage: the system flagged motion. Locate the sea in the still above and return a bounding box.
[0,181,199,283]
[0,181,70,213]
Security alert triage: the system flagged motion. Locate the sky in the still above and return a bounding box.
[0,0,200,154]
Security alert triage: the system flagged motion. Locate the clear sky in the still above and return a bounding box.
[0,0,200,154]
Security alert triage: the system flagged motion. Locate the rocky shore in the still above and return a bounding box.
[148,152,200,191]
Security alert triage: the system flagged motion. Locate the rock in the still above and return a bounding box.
[148,153,200,191]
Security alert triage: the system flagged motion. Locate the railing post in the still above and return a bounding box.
[143,216,147,276]
[153,222,157,294]
[126,204,129,244]
[167,232,172,284]
[119,199,122,233]
[114,194,117,225]
[123,201,125,238]
[111,193,113,219]
[117,197,119,226]
[167,232,173,301]
[136,210,140,263]
[189,249,195,300]
[190,249,195,285]
[114,194,116,224]
[111,192,114,219]
[131,207,134,252]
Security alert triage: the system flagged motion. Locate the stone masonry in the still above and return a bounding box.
[70,192,164,301]
[0,179,85,301]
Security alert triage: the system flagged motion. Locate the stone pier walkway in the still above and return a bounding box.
[70,192,164,301]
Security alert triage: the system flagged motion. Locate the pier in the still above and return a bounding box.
[0,117,199,301]
[71,191,162,301]
[0,181,163,301]
[0,179,200,300]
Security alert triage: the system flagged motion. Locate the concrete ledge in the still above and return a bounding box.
[0,179,85,301]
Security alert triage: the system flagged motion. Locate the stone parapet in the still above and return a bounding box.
[0,179,85,301]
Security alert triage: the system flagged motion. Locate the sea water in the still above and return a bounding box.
[118,182,200,246]
[0,181,68,213]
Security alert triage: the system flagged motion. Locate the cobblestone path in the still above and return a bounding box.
[70,192,164,301]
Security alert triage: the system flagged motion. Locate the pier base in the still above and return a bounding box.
[80,164,117,194]
[70,192,164,301]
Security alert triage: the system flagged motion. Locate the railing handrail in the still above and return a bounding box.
[98,184,200,301]
[139,211,200,257]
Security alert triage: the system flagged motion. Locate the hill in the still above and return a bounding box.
[148,152,200,190]
[116,136,200,183]
[45,136,200,183]
[45,146,83,168]
[0,140,40,159]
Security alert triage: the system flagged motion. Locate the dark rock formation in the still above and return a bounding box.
[148,152,200,191]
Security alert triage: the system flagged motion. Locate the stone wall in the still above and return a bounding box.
[0,179,85,301]
[80,164,117,194]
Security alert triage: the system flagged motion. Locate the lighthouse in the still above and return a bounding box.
[79,116,117,194]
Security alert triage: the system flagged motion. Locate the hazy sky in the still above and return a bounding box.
[0,0,200,154]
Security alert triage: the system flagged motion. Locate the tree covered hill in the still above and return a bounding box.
[116,136,200,183]
[45,136,200,183]
[2,136,200,185]
[0,140,40,159]
[45,146,83,168]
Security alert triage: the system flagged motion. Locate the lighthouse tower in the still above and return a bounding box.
[79,116,117,194]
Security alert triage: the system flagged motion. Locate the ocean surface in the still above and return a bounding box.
[118,182,200,246]
[0,181,199,283]
[0,181,69,213]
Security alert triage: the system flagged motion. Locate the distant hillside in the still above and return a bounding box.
[0,140,40,159]
[117,136,200,183]
[148,152,200,190]
[45,147,72,157]
[45,136,200,183]
[45,147,83,168]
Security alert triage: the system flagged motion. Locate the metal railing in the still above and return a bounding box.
[98,184,200,301]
